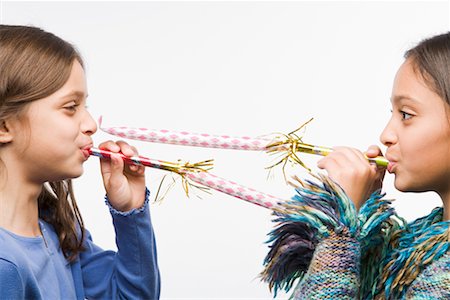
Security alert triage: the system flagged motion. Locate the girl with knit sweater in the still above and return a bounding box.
[0,25,160,299]
[262,32,450,299]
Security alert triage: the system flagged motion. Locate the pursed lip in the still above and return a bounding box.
[81,143,93,160]
[385,154,398,174]
[387,162,397,173]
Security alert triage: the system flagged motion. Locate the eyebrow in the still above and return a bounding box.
[391,95,421,105]
[61,90,88,99]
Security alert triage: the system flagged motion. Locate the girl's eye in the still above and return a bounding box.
[401,111,413,120]
[64,104,79,112]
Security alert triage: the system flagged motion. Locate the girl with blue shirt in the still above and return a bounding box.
[0,25,160,299]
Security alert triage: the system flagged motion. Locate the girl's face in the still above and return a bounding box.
[381,59,450,195]
[10,60,97,183]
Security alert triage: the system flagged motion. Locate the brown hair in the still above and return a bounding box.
[0,25,85,262]
[405,31,450,107]
[372,32,450,299]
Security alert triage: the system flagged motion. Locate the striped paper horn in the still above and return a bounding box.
[88,147,285,211]
[98,117,389,169]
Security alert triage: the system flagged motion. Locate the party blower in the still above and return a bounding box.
[98,117,388,172]
[88,147,285,211]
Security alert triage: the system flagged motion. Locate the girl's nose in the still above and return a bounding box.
[81,110,98,136]
[380,119,397,147]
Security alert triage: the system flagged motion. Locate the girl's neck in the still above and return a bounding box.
[442,190,450,221]
[440,190,450,241]
[444,206,450,222]
[0,174,42,237]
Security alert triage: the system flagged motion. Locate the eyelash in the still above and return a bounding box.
[401,111,413,121]
[64,104,79,112]
[390,109,414,121]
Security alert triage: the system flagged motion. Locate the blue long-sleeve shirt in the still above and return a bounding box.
[0,192,160,299]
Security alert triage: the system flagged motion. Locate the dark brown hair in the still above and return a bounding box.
[405,31,450,108]
[0,25,85,262]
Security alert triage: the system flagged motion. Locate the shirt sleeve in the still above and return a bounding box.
[0,258,24,299]
[79,188,160,300]
[261,174,396,299]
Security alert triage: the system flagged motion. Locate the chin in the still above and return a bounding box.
[394,177,424,193]
[70,169,84,179]
[62,166,84,180]
[393,177,410,192]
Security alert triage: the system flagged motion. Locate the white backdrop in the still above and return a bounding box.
[2,1,449,299]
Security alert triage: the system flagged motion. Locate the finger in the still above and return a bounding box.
[114,141,145,173]
[317,154,343,171]
[334,147,379,182]
[318,148,351,170]
[98,140,121,153]
[116,140,137,157]
[364,145,387,171]
[107,152,125,185]
[98,151,125,191]
[333,146,377,165]
[134,165,146,176]
[365,145,383,158]
[110,152,124,170]
[127,145,142,172]
[372,163,385,191]
[97,141,126,182]
[317,157,326,169]
[333,146,368,167]
[350,148,372,167]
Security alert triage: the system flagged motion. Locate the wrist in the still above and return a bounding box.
[340,184,367,212]
[105,188,150,213]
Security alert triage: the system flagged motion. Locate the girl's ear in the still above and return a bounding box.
[0,120,13,144]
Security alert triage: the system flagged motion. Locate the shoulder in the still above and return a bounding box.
[423,252,450,275]
[0,230,25,263]
[0,258,21,277]
[406,252,450,298]
[0,228,45,275]
[0,258,24,297]
[0,231,33,290]
[426,251,450,271]
[407,207,443,228]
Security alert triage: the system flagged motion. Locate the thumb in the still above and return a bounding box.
[365,145,382,158]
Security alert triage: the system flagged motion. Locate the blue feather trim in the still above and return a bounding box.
[376,207,450,299]
[261,173,397,297]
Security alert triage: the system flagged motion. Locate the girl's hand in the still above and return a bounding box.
[98,140,146,212]
[317,145,385,211]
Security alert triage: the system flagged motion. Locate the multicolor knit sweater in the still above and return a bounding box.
[262,174,450,299]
